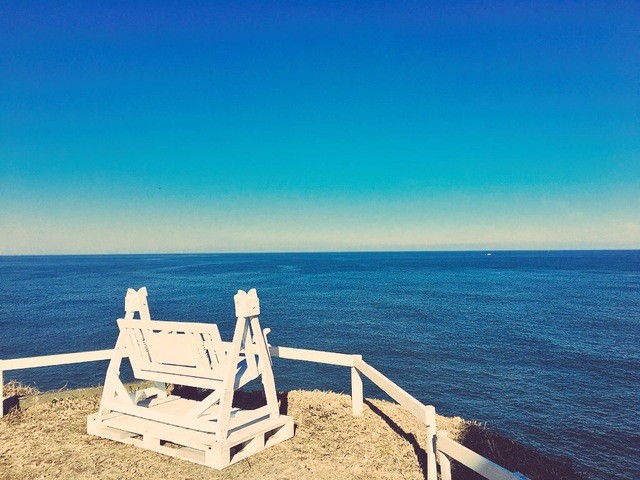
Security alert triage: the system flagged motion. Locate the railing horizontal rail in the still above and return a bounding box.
[354,358,430,423]
[1,349,114,371]
[0,346,358,371]
[437,431,528,480]
[269,346,359,367]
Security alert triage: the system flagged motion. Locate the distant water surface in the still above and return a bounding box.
[1,251,638,480]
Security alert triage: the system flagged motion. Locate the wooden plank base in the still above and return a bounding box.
[87,411,294,469]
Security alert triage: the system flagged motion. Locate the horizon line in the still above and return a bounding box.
[2,247,639,257]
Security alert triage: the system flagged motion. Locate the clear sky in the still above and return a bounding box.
[1,1,638,254]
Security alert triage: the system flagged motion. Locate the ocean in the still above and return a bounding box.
[1,251,638,479]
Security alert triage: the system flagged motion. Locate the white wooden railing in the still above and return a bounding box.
[1,346,527,480]
[437,431,528,480]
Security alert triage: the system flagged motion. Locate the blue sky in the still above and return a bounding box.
[1,1,638,253]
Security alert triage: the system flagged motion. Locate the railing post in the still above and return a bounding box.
[351,365,363,416]
[437,431,452,480]
[424,405,437,480]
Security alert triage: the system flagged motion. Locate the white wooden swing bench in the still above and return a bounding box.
[87,287,294,469]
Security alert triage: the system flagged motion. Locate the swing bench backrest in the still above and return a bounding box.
[118,318,230,390]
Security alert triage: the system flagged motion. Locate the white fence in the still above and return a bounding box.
[1,346,527,480]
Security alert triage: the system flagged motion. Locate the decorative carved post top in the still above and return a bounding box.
[124,287,150,320]
[234,288,260,317]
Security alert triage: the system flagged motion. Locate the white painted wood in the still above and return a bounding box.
[250,317,279,418]
[227,404,273,430]
[89,287,290,469]
[216,316,247,439]
[436,431,527,480]
[0,349,114,371]
[88,408,293,469]
[262,327,273,364]
[146,331,197,366]
[2,345,367,371]
[118,319,224,336]
[99,335,134,415]
[269,346,359,367]
[132,386,165,404]
[437,431,453,480]
[234,288,260,317]
[424,405,437,480]
[153,382,167,397]
[351,367,363,416]
[185,389,225,418]
[118,318,227,383]
[107,398,221,434]
[124,287,150,321]
[226,413,292,445]
[241,320,258,381]
[130,370,224,390]
[354,358,427,422]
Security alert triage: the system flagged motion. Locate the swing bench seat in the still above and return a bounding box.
[87,288,294,469]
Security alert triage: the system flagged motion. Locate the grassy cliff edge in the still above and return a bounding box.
[0,385,586,480]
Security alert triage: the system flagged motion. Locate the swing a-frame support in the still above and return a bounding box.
[87,288,293,469]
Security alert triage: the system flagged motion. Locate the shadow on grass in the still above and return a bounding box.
[364,399,427,478]
[363,394,587,480]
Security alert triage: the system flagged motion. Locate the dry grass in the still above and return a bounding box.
[2,381,39,398]
[0,387,586,480]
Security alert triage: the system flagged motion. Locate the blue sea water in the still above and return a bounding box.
[0,251,638,479]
